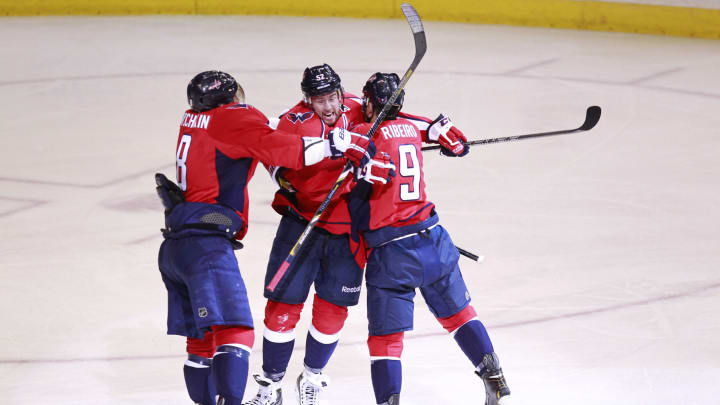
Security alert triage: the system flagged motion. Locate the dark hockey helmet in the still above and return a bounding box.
[301,64,343,100]
[362,72,404,120]
[186,70,244,112]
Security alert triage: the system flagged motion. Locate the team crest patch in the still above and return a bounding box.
[286,111,313,123]
[198,307,208,318]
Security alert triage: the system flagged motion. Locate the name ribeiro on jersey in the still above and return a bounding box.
[380,123,417,140]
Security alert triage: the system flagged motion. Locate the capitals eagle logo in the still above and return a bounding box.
[286,111,314,123]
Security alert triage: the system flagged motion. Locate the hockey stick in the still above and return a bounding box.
[422,105,601,151]
[266,3,427,292]
[457,246,481,262]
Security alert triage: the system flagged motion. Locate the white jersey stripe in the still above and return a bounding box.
[263,327,296,343]
[402,115,431,131]
[370,356,402,362]
[308,323,342,345]
[213,343,251,356]
[184,359,210,368]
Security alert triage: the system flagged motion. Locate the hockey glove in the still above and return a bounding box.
[269,166,295,192]
[154,173,185,213]
[356,152,396,185]
[428,114,469,157]
[328,127,376,167]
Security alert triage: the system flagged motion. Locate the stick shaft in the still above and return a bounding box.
[422,106,601,151]
[456,246,480,261]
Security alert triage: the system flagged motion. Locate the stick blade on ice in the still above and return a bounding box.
[580,105,602,131]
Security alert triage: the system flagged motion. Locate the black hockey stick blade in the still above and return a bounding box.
[422,105,602,151]
[363,3,426,141]
[580,105,601,130]
[401,3,427,65]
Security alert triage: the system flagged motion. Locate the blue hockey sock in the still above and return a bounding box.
[303,329,339,370]
[212,345,250,405]
[183,355,217,405]
[453,320,495,368]
[371,359,402,404]
[261,337,295,381]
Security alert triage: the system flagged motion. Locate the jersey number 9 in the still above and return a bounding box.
[398,144,420,201]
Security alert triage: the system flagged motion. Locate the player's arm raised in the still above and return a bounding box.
[398,111,469,157]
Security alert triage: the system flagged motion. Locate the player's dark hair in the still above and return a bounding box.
[362,72,404,121]
[187,71,241,112]
[301,64,343,101]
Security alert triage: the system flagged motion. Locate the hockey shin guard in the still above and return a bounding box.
[184,355,217,405]
[304,326,340,370]
[261,336,295,380]
[453,320,494,368]
[213,345,250,405]
[303,295,346,370]
[371,359,402,404]
[262,300,303,380]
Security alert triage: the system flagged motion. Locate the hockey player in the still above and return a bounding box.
[155,70,374,405]
[347,72,511,405]
[245,64,470,405]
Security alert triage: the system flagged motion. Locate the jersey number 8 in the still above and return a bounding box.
[176,134,192,191]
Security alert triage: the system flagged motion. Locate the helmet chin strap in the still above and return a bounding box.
[337,88,344,107]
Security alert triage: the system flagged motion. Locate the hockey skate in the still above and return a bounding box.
[476,353,511,405]
[295,368,330,405]
[242,374,283,405]
[380,394,400,405]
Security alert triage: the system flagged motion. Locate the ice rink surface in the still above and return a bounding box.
[1,14,719,405]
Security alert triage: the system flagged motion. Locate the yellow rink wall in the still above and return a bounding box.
[2,0,720,39]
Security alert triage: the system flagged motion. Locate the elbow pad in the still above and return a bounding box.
[303,136,327,166]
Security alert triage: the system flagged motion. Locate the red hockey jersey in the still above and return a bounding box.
[269,92,437,235]
[269,92,365,235]
[176,103,308,239]
[350,117,435,232]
